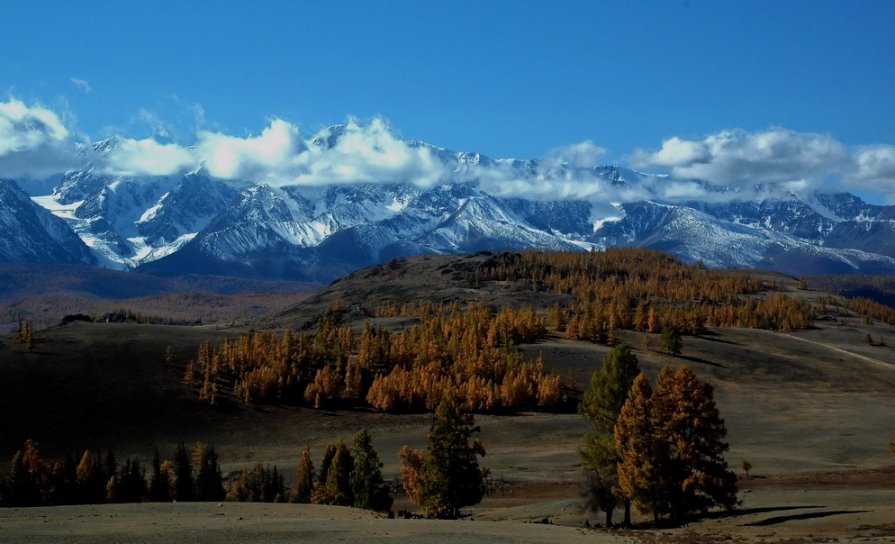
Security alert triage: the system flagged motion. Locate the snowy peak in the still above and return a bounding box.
[53,169,108,204]
[137,172,239,245]
[10,133,895,281]
[0,180,95,265]
[310,124,348,150]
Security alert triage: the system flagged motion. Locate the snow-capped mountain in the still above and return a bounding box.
[5,128,895,282]
[0,180,95,265]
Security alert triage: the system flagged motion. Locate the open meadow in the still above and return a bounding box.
[1,254,894,542]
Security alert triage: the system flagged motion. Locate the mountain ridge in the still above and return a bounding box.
[3,129,895,281]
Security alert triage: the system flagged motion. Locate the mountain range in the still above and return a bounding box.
[2,128,895,283]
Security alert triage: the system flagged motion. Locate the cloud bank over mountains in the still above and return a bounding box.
[0,98,81,178]
[2,97,894,203]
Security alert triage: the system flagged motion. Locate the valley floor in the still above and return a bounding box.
[2,481,894,544]
[2,300,895,542]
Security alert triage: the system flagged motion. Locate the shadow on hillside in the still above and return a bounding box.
[744,509,869,526]
[675,353,724,368]
[695,330,742,345]
[706,504,825,521]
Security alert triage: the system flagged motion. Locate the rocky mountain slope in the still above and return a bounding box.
[3,131,895,281]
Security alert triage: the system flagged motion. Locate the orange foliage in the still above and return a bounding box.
[185,304,562,413]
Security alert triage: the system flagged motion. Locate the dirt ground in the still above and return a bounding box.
[0,502,634,544]
[1,487,893,544]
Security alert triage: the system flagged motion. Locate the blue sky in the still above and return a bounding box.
[2,0,895,201]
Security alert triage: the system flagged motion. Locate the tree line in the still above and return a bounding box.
[0,441,225,507]
[180,250,834,415]
[0,431,391,511]
[817,294,895,326]
[472,249,814,334]
[3,351,737,527]
[184,304,565,413]
[1,407,488,520]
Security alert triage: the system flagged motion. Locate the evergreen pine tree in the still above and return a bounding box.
[350,428,392,511]
[117,458,147,503]
[582,463,617,528]
[402,395,487,518]
[266,465,285,502]
[60,451,79,504]
[579,344,640,526]
[661,326,682,356]
[103,447,118,502]
[323,442,354,506]
[194,444,225,501]
[104,447,118,486]
[580,345,641,435]
[172,442,194,501]
[149,448,171,502]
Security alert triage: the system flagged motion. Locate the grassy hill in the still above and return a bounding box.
[1,250,894,541]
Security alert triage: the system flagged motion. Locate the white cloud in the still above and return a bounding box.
[0,98,69,153]
[629,128,848,187]
[546,140,606,168]
[294,118,447,187]
[70,77,92,94]
[3,96,895,205]
[137,108,171,138]
[843,145,895,203]
[103,137,195,176]
[195,118,306,182]
[640,136,710,167]
[83,116,450,186]
[0,98,80,178]
[469,157,645,203]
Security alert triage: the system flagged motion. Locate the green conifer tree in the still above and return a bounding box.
[402,396,487,518]
[323,442,354,506]
[172,443,194,501]
[194,444,225,501]
[318,444,337,485]
[149,448,171,502]
[350,428,392,511]
[661,326,682,356]
[117,458,147,503]
[579,344,640,526]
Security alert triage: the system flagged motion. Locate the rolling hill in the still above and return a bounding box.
[1,250,894,541]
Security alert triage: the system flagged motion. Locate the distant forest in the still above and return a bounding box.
[179,249,893,414]
[0,431,392,511]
